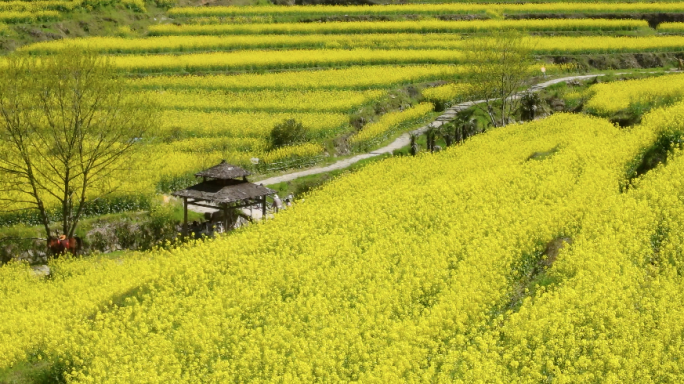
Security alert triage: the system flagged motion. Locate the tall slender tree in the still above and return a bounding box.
[0,49,157,239]
[463,30,535,127]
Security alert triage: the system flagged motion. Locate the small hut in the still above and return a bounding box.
[172,161,275,236]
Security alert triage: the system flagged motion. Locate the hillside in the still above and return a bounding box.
[3,86,684,379]
[4,1,684,381]
[4,1,684,229]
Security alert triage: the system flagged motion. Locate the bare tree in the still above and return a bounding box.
[0,49,156,239]
[463,30,535,128]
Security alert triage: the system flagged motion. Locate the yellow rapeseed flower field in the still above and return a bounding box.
[25,36,671,74]
[145,88,385,113]
[110,49,466,73]
[350,102,435,148]
[148,19,647,36]
[529,35,684,54]
[22,35,684,63]
[657,22,684,33]
[156,110,348,139]
[19,33,467,54]
[585,73,684,115]
[0,10,60,23]
[167,2,684,18]
[438,101,684,382]
[4,102,684,380]
[127,64,467,91]
[0,1,76,12]
[422,82,470,105]
[7,5,684,380]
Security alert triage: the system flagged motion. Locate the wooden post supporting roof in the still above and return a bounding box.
[222,203,229,233]
[262,195,267,218]
[183,197,188,238]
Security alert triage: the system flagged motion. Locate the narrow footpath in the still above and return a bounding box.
[254,74,602,187]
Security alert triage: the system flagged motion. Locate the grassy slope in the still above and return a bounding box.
[1,7,158,53]
[0,3,682,382]
[0,0,271,54]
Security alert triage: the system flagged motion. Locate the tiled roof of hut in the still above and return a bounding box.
[195,160,251,180]
[172,179,274,204]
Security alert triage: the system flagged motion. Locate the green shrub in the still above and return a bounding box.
[269,119,309,149]
[137,204,178,250]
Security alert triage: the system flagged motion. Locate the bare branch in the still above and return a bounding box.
[0,49,158,238]
[463,31,535,128]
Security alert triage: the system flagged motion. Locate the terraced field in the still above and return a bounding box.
[167,2,684,19]
[3,0,684,219]
[5,0,684,381]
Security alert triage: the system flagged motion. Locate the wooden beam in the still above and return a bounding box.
[187,200,262,211]
[187,201,221,210]
[187,197,269,210]
[262,195,267,218]
[223,204,230,233]
[183,197,188,239]
[188,198,215,206]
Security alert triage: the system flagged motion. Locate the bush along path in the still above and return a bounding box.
[189,74,605,216]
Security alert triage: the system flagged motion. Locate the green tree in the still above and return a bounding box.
[0,49,157,240]
[441,110,479,146]
[519,92,545,122]
[410,134,419,156]
[463,30,535,127]
[425,126,437,152]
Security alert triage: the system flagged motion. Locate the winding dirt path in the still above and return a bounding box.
[254,74,602,186]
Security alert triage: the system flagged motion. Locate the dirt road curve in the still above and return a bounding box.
[254,74,602,186]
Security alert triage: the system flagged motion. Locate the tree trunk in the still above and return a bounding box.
[500,74,507,127]
[62,169,70,236]
[486,103,497,128]
[37,201,52,241]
